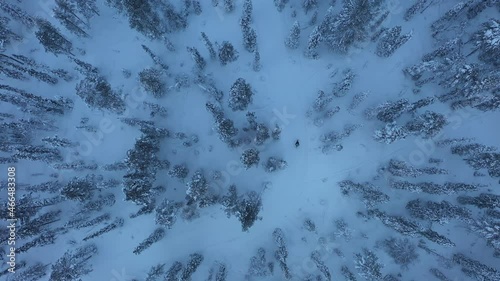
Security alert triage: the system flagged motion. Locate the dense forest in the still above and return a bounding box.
[0,0,499,280]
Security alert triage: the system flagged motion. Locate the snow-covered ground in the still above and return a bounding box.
[0,0,499,280]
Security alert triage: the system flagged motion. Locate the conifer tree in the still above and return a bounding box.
[35,18,73,56]
[285,21,300,49]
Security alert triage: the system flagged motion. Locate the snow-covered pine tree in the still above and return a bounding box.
[406,199,472,225]
[354,248,383,280]
[192,0,202,15]
[252,47,262,71]
[320,0,380,53]
[35,18,73,56]
[236,191,262,231]
[338,180,389,208]
[453,253,500,280]
[305,26,321,58]
[242,26,257,52]
[133,227,166,255]
[474,18,500,66]
[241,148,260,169]
[405,111,447,139]
[0,1,35,27]
[375,26,412,57]
[0,17,21,52]
[17,210,62,239]
[122,0,164,39]
[201,32,217,60]
[76,73,126,113]
[49,244,98,281]
[169,164,189,180]
[11,262,48,281]
[311,251,332,281]
[145,264,166,281]
[390,181,480,195]
[215,263,228,281]
[74,0,99,20]
[187,46,206,70]
[247,248,272,277]
[83,217,124,241]
[186,169,216,207]
[163,2,188,32]
[404,0,428,21]
[373,121,409,144]
[61,176,96,202]
[457,193,500,209]
[332,68,355,97]
[229,78,253,111]
[469,219,500,256]
[285,21,300,49]
[139,68,167,98]
[181,253,204,280]
[165,261,183,281]
[142,44,169,70]
[273,228,292,279]
[218,41,239,65]
[53,0,90,38]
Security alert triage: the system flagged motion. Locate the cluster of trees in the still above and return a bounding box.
[336,141,499,279]
[221,184,262,231]
[122,122,169,206]
[366,97,447,143]
[53,0,98,38]
[403,2,500,112]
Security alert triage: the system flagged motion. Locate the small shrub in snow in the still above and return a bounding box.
[264,157,287,173]
[247,248,272,277]
[303,218,316,232]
